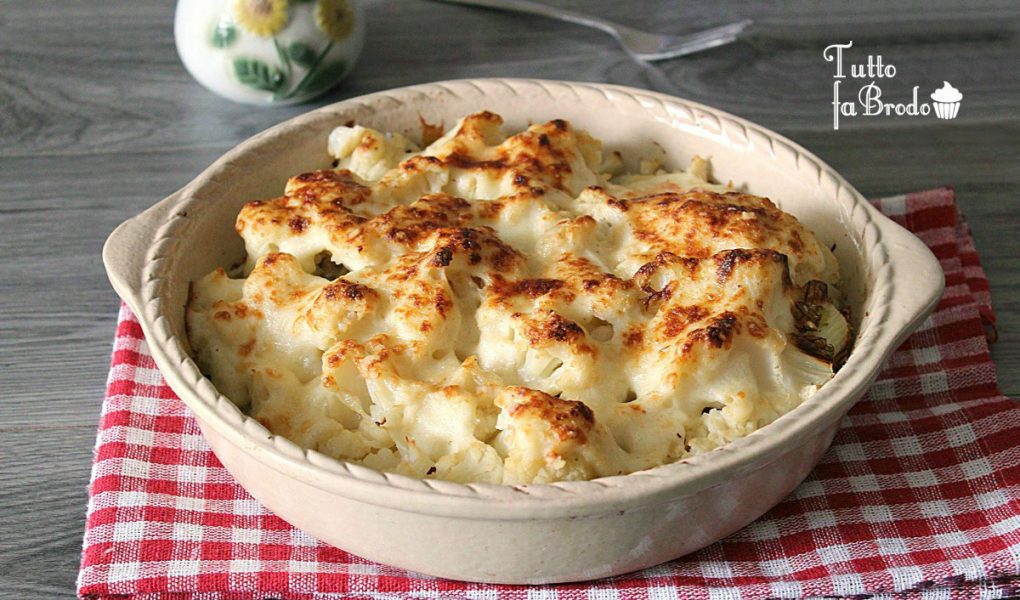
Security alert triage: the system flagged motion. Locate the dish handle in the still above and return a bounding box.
[102,190,184,313]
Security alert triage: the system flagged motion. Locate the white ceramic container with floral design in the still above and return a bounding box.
[175,0,364,105]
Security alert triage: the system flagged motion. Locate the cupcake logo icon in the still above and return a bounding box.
[930,81,962,120]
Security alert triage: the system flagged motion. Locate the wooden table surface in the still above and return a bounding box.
[1,1,1018,596]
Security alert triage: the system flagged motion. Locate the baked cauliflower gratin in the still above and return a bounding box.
[187,111,851,485]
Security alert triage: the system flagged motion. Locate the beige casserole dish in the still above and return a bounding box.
[103,78,943,584]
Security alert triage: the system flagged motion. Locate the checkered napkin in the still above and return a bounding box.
[79,188,1020,599]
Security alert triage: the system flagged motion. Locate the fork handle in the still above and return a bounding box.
[430,0,620,37]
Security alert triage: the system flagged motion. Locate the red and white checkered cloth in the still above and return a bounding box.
[79,188,1020,599]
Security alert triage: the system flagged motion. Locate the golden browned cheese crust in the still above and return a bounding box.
[187,112,846,484]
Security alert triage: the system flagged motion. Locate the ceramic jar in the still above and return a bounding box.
[175,0,364,106]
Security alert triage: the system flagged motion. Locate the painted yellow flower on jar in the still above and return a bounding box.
[315,0,355,42]
[232,0,290,37]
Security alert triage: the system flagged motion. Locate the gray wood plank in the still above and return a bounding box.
[2,1,1018,159]
[0,428,94,599]
[0,151,225,427]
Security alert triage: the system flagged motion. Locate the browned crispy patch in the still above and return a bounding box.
[419,115,445,147]
[288,169,372,205]
[489,276,566,300]
[434,291,453,318]
[425,227,523,272]
[288,288,312,302]
[460,110,503,133]
[260,253,283,267]
[324,336,404,375]
[688,312,740,349]
[238,339,256,356]
[326,351,343,369]
[230,303,262,319]
[512,278,565,298]
[401,155,443,172]
[288,216,309,233]
[523,311,585,345]
[641,281,675,314]
[358,135,378,152]
[788,230,804,253]
[623,326,645,348]
[714,248,789,284]
[714,248,753,283]
[476,200,504,220]
[431,247,454,267]
[548,316,584,342]
[445,152,508,171]
[291,169,355,185]
[666,198,770,227]
[608,198,629,212]
[322,280,375,302]
[377,226,523,279]
[550,256,632,303]
[662,305,710,338]
[362,194,472,247]
[624,190,812,262]
[236,171,374,252]
[633,252,700,292]
[424,116,586,193]
[507,387,595,443]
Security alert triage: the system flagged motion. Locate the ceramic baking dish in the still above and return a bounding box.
[103,78,943,584]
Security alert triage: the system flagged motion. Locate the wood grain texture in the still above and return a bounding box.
[1,0,1017,596]
[0,428,94,600]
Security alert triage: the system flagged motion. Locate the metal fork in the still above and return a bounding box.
[430,0,752,61]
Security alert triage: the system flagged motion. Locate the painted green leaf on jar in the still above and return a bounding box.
[233,58,286,92]
[287,42,318,68]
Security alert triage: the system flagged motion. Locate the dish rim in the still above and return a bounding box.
[103,78,944,520]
